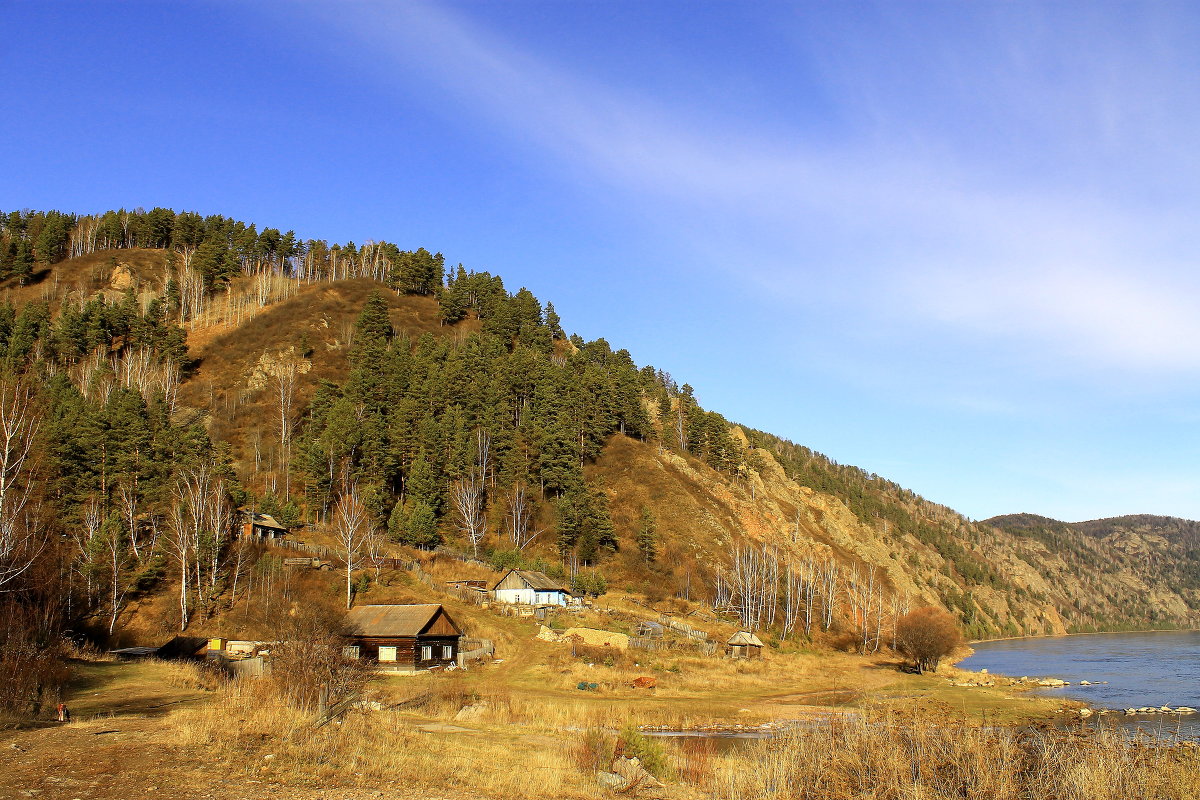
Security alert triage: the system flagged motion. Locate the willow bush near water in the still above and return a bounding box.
[707,711,1200,800]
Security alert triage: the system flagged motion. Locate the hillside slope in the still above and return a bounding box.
[3,216,1195,643]
[131,261,1200,638]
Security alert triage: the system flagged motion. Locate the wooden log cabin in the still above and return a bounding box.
[239,512,288,539]
[342,604,462,672]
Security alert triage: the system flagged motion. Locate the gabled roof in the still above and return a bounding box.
[727,631,764,647]
[494,569,571,593]
[343,604,462,637]
[245,512,287,530]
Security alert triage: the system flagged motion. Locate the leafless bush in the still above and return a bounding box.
[0,600,70,716]
[268,606,370,712]
[572,726,615,774]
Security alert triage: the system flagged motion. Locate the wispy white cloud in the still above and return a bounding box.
[319,2,1200,377]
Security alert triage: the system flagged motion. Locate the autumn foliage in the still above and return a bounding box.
[895,606,963,673]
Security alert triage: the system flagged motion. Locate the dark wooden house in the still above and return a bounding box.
[343,604,462,672]
[240,512,288,539]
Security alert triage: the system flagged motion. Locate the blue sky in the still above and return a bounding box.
[4,1,1200,522]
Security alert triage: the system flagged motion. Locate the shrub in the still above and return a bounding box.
[895,607,963,673]
[268,606,370,712]
[618,723,673,780]
[572,727,614,773]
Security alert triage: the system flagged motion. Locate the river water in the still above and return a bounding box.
[959,630,1200,738]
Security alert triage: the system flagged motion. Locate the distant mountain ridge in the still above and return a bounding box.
[986,513,1200,546]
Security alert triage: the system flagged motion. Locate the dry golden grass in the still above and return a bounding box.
[173,678,600,798]
[708,710,1200,800]
[167,665,1200,800]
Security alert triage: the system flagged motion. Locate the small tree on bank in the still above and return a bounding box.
[895,606,964,674]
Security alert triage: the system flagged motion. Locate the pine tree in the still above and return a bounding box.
[544,302,564,340]
[636,506,658,564]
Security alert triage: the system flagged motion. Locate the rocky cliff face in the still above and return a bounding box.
[595,435,1198,638]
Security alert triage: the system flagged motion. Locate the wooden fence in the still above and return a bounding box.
[458,638,495,664]
[657,615,710,641]
[630,637,717,655]
[274,539,335,560]
[448,585,491,605]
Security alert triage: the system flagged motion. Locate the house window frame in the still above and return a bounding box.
[442,644,453,660]
[420,644,432,661]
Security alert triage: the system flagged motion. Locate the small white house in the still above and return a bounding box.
[493,569,574,606]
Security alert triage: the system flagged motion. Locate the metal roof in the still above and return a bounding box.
[343,604,460,637]
[494,569,571,592]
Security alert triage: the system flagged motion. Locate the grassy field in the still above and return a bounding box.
[4,632,1190,800]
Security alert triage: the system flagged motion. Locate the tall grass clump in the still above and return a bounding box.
[708,710,1200,799]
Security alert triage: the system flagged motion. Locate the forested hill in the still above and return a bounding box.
[988,513,1200,545]
[0,207,1197,682]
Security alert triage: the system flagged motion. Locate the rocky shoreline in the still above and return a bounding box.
[953,669,1199,721]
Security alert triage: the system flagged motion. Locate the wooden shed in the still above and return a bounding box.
[492,569,574,606]
[726,631,764,659]
[240,512,288,539]
[635,620,665,639]
[343,604,462,672]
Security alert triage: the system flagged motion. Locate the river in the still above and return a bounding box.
[959,630,1200,738]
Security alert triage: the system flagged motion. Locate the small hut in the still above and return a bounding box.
[240,512,288,539]
[343,604,462,672]
[635,620,665,639]
[726,631,764,659]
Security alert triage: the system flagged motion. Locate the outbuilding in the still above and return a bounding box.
[240,512,289,539]
[726,631,764,659]
[635,620,665,639]
[492,569,574,607]
[343,604,462,672]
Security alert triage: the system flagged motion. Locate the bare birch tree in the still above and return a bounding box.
[450,428,491,556]
[166,463,233,628]
[100,516,134,634]
[334,488,370,609]
[450,479,486,557]
[0,378,44,592]
[69,495,104,606]
[165,499,193,629]
[503,482,541,550]
[820,559,840,632]
[262,347,309,500]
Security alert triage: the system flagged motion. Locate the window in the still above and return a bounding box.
[378,646,397,662]
[420,645,432,661]
[442,645,453,660]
